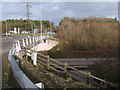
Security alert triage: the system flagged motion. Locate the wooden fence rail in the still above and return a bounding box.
[14,36,118,88]
[37,52,118,88]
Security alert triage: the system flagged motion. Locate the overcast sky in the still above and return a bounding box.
[2,2,118,26]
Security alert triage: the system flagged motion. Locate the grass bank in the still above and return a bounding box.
[3,56,20,88]
[47,41,118,58]
[88,59,119,86]
[19,57,94,89]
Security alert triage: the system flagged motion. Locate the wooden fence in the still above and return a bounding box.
[24,48,118,88]
[13,36,118,88]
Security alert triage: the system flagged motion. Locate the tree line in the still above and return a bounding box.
[2,19,55,33]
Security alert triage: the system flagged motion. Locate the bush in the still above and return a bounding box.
[57,17,118,51]
[88,59,119,85]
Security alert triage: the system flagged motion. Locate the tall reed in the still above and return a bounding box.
[57,17,118,50]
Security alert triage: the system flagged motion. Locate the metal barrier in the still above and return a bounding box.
[12,35,118,88]
[8,48,40,89]
[8,35,46,89]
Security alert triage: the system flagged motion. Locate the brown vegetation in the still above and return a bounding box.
[57,17,118,51]
[88,59,119,85]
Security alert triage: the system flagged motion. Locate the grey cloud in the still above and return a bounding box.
[2,2,118,25]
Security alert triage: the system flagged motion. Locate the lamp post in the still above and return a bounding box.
[40,2,42,39]
[6,21,7,36]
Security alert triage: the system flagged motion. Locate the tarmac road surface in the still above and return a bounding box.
[0,35,27,89]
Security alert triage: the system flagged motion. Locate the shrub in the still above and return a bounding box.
[57,17,118,51]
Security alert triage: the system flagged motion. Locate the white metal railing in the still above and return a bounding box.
[8,48,40,88]
[8,35,47,89]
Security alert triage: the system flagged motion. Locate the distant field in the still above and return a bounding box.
[10,33,56,37]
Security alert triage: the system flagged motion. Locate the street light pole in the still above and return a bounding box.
[6,21,7,36]
[40,1,42,38]
[50,17,52,38]
[26,2,31,32]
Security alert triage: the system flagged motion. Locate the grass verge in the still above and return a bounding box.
[3,56,20,88]
[18,57,95,89]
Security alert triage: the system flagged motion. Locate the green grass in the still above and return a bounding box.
[10,33,56,37]
[10,33,33,36]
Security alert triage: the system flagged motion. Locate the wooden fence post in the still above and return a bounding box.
[87,72,91,87]
[25,46,28,61]
[104,78,107,88]
[64,63,67,78]
[30,50,32,63]
[47,55,50,70]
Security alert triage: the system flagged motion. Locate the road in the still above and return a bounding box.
[55,58,117,68]
[2,35,27,56]
[0,35,27,89]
